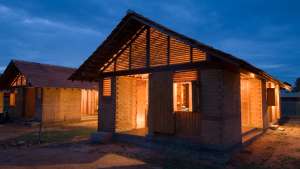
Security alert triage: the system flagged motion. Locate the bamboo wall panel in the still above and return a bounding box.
[175,111,201,137]
[81,89,98,116]
[173,70,198,82]
[42,88,82,122]
[116,48,129,71]
[170,37,190,65]
[240,77,263,128]
[102,27,207,73]
[42,88,61,122]
[149,71,174,134]
[192,48,206,62]
[131,29,147,69]
[103,78,112,96]
[149,28,168,67]
[116,76,137,132]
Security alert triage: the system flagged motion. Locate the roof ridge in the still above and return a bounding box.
[12,59,77,70]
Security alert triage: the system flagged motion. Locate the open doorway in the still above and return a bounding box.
[240,73,263,134]
[115,74,149,136]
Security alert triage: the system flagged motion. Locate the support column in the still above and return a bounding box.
[98,78,104,131]
[261,79,269,129]
[92,77,115,143]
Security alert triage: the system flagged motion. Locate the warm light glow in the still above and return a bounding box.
[249,73,255,78]
[136,113,145,129]
[173,82,193,112]
[9,92,16,106]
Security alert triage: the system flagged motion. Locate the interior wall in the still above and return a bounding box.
[240,75,263,129]
[116,76,137,132]
[115,76,148,132]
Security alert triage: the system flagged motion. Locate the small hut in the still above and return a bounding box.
[70,11,291,150]
[0,60,98,123]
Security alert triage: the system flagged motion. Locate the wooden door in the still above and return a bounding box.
[149,71,174,134]
[24,88,36,118]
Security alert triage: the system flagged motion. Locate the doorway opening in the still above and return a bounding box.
[240,73,263,134]
[115,74,149,136]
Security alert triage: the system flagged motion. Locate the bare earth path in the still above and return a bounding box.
[0,121,299,169]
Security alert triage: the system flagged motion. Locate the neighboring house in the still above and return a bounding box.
[0,60,98,123]
[70,11,291,150]
[281,78,300,117]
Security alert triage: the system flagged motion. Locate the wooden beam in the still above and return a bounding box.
[129,44,132,70]
[113,60,116,72]
[146,27,150,67]
[100,61,222,77]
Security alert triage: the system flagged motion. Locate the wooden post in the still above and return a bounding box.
[113,60,116,72]
[146,27,150,67]
[98,78,104,131]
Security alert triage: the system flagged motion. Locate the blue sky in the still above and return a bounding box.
[0,0,299,84]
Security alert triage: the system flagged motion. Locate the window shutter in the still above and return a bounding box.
[173,70,197,82]
[192,80,200,112]
[103,78,112,96]
[267,88,275,106]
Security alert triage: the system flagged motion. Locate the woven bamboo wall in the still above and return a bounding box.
[115,76,137,132]
[42,88,81,122]
[240,76,263,128]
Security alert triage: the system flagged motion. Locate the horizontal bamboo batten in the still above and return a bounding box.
[102,27,207,74]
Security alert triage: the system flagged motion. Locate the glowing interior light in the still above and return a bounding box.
[249,73,255,78]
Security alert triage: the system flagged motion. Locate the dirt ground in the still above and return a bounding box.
[0,120,300,169]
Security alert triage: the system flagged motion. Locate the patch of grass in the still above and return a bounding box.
[13,127,96,145]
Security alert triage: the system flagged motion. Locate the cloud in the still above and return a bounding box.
[0,4,102,36]
[0,4,10,14]
[22,17,102,35]
[257,64,286,69]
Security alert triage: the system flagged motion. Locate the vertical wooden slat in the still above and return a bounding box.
[167,36,170,65]
[146,27,150,67]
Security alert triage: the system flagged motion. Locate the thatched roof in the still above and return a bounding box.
[70,10,290,90]
[0,60,97,90]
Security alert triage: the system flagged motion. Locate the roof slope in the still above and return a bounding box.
[0,60,97,89]
[70,10,290,89]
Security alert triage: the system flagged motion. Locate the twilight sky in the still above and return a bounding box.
[0,0,299,84]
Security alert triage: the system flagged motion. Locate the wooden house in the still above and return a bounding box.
[70,11,291,150]
[0,60,98,123]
